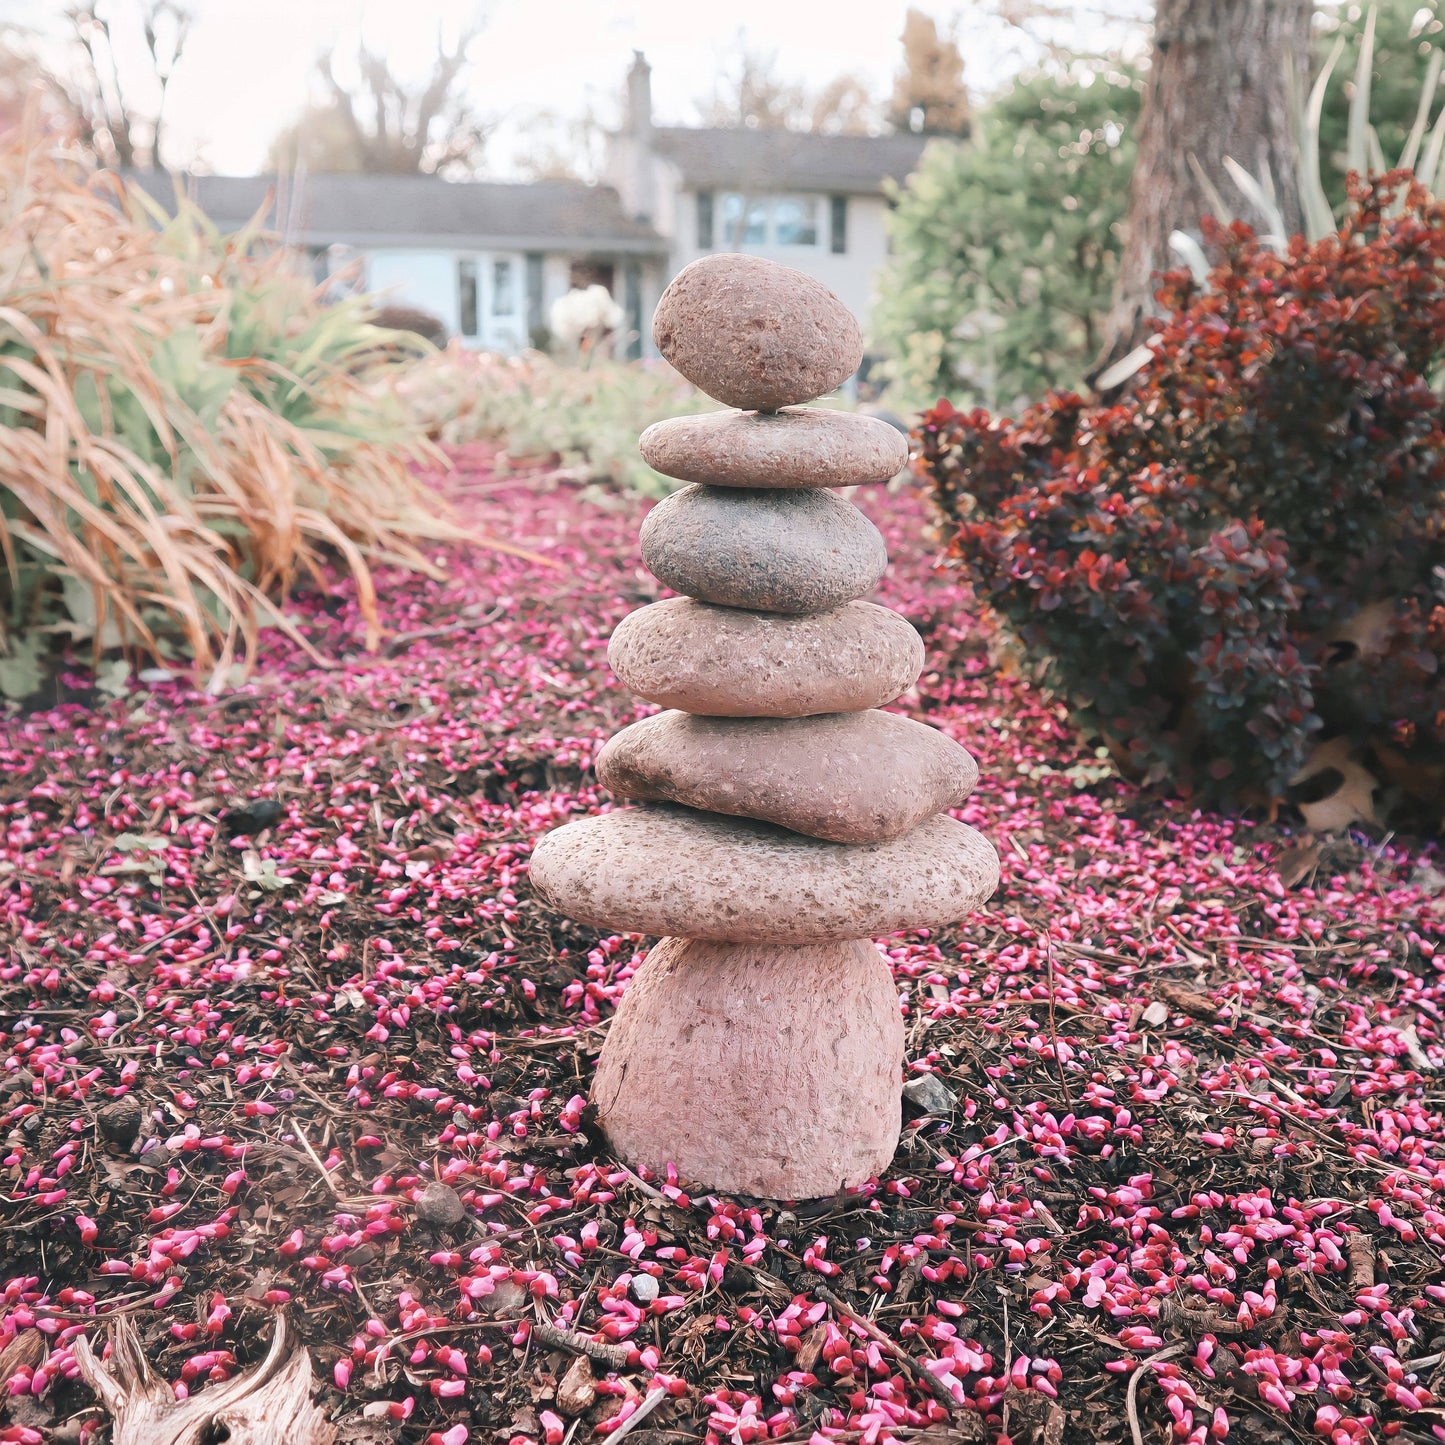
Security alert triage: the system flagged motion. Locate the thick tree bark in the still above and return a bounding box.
[1096,0,1314,370]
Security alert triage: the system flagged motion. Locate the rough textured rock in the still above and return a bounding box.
[416,1182,465,1227]
[597,709,978,843]
[639,408,908,489]
[592,936,904,1198]
[608,598,924,717]
[639,485,886,614]
[529,804,999,944]
[652,255,863,411]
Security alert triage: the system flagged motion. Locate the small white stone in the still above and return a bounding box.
[630,1273,660,1303]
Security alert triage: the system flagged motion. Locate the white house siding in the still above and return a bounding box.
[365,248,535,353]
[670,190,893,340]
[365,250,459,332]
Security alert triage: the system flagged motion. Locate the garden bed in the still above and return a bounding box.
[0,455,1441,1445]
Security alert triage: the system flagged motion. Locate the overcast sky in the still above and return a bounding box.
[5,0,1154,177]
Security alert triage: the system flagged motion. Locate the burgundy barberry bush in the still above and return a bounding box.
[918,174,1445,816]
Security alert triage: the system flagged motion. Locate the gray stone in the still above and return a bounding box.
[608,598,924,717]
[417,1181,465,1227]
[640,408,908,489]
[529,804,999,944]
[596,709,978,843]
[639,485,886,614]
[901,1073,957,1116]
[652,254,863,410]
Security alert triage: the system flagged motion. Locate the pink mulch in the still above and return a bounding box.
[1,453,1442,1445]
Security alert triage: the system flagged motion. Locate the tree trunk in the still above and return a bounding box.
[1095,0,1314,370]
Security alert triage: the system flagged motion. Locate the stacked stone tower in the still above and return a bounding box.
[531,254,998,1200]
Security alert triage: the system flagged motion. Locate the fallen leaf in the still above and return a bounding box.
[1288,738,1381,832]
[556,1354,596,1415]
[1158,981,1220,1019]
[1276,840,1322,888]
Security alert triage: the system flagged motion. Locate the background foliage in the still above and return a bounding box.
[0,130,471,695]
[1316,0,1445,207]
[393,348,706,497]
[874,65,1140,411]
[917,176,1445,826]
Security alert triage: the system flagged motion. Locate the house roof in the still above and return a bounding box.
[125,171,667,253]
[649,126,929,194]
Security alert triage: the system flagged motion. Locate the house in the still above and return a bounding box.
[606,52,928,355]
[128,169,666,353]
[130,53,927,360]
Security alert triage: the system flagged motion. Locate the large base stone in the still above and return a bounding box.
[592,936,904,1199]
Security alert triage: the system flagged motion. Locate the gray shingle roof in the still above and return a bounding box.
[125,172,667,253]
[649,127,929,194]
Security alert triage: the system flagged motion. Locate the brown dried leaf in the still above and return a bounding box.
[1289,738,1381,833]
[556,1354,597,1416]
[1276,840,1322,888]
[1158,981,1220,1019]
[0,1329,45,1377]
[1325,599,1395,662]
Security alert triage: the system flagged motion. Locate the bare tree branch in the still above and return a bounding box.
[281,26,489,176]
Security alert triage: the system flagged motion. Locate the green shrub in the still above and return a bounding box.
[874,64,1140,411]
[1316,0,1444,209]
[395,348,707,497]
[917,176,1445,825]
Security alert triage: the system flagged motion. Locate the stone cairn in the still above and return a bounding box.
[531,254,999,1200]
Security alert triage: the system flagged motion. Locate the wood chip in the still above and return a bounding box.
[555,1354,596,1416]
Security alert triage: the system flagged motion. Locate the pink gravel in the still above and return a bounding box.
[0,450,1441,1444]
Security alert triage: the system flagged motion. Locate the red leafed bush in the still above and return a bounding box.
[918,174,1445,817]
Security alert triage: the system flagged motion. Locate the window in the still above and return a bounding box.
[696,191,714,248]
[773,197,818,246]
[830,195,848,254]
[457,258,478,338]
[492,259,515,316]
[718,194,822,248]
[721,192,768,245]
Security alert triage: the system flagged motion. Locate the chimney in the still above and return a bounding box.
[626,50,653,135]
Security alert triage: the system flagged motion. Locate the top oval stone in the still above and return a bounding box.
[652,255,864,411]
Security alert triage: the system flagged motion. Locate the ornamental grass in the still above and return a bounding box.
[0,122,486,693]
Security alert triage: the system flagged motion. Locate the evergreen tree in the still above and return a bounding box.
[875,65,1140,409]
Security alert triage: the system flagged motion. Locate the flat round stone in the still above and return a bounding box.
[597,709,978,843]
[593,936,903,1199]
[529,804,999,944]
[652,254,863,411]
[640,409,908,489]
[640,485,886,614]
[609,598,924,717]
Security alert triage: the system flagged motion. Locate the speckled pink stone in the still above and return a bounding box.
[652,255,863,411]
[596,709,978,843]
[591,935,904,1198]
